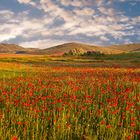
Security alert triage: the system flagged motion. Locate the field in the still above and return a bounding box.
[0,54,140,140]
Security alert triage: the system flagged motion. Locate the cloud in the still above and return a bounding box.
[0,10,24,41]
[100,36,110,41]
[0,9,54,42]
[60,0,110,7]
[0,10,14,16]
[17,0,36,6]
[0,10,14,22]
[60,0,93,7]
[73,8,95,16]
[17,0,31,3]
[98,7,117,16]
[132,16,140,23]
[0,0,139,47]
[19,39,67,48]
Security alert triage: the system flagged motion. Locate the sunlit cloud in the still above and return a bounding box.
[0,0,139,47]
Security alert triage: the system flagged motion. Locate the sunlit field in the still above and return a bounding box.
[0,55,140,140]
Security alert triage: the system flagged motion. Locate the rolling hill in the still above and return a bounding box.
[38,42,124,55]
[0,44,25,53]
[107,43,140,52]
[0,42,140,55]
[0,44,39,54]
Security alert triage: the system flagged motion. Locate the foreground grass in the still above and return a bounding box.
[0,61,140,140]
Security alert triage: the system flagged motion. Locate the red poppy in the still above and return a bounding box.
[107,124,111,129]
[11,136,18,140]
[17,122,22,126]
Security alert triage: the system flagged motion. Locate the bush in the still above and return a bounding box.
[82,51,105,56]
[64,48,85,56]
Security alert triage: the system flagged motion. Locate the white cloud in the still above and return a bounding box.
[60,0,90,7]
[100,36,109,41]
[60,0,107,7]
[19,39,67,49]
[0,9,54,42]
[0,10,14,16]
[17,0,31,3]
[73,8,95,16]
[132,16,140,23]
[17,0,36,6]
[0,0,139,47]
[0,10,14,21]
[98,7,118,16]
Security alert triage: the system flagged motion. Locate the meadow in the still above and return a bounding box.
[0,54,140,140]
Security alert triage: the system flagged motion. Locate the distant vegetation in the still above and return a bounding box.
[82,51,105,57]
[64,48,85,56]
[64,48,105,57]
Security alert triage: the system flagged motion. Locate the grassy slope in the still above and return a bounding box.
[0,44,39,54]
[0,44,25,53]
[1,42,140,55]
[107,43,140,52]
[0,52,139,68]
[39,42,124,55]
[37,43,140,55]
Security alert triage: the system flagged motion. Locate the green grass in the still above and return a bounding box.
[0,52,139,66]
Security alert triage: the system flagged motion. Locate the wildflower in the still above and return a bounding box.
[107,124,111,129]
[136,131,140,135]
[11,136,18,140]
[67,123,71,129]
[100,120,105,125]
[57,125,60,128]
[126,107,130,111]
[0,113,3,118]
[17,122,22,126]
[131,122,135,127]
[24,121,28,125]
[131,117,135,121]
[64,93,67,97]
[36,109,40,113]
[127,135,131,140]
[112,109,119,115]
[119,122,123,126]
[122,115,125,120]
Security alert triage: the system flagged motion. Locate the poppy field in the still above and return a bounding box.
[0,60,140,140]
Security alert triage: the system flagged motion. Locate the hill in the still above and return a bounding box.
[107,43,140,52]
[0,42,139,55]
[39,42,124,55]
[0,44,25,53]
[0,44,39,54]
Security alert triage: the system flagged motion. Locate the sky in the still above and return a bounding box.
[0,0,140,48]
